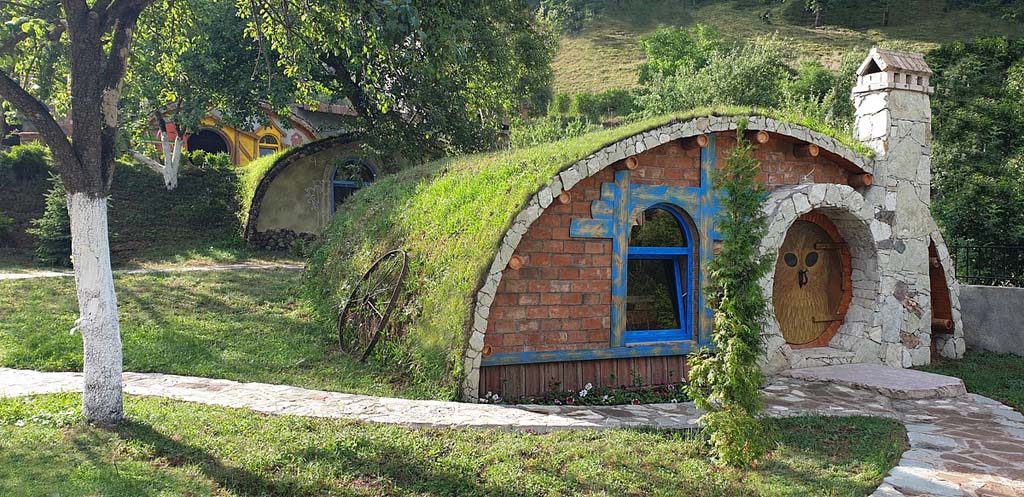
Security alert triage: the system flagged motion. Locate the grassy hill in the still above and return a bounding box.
[553,0,1022,93]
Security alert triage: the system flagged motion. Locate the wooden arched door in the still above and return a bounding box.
[773,215,850,347]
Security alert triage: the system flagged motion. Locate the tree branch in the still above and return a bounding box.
[0,67,76,171]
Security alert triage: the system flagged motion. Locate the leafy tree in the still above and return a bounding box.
[26,174,72,266]
[121,0,294,189]
[0,0,162,425]
[637,37,789,115]
[687,122,772,467]
[637,24,726,84]
[927,38,1024,263]
[246,0,556,159]
[805,0,832,27]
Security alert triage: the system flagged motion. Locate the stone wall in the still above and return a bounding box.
[960,285,1024,356]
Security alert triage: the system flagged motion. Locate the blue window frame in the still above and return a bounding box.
[623,205,694,345]
[331,158,376,214]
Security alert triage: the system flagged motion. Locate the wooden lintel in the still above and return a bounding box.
[849,173,874,188]
[794,143,820,158]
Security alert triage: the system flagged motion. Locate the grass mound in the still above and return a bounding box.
[304,109,870,400]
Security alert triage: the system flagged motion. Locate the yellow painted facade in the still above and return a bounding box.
[198,116,287,166]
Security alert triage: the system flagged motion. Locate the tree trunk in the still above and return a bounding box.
[814,10,823,28]
[68,192,123,426]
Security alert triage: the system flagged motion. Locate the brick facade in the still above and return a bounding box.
[482,131,853,358]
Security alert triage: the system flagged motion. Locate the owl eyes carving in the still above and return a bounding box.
[784,253,798,267]
[805,252,819,267]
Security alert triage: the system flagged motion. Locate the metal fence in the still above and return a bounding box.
[951,245,1024,287]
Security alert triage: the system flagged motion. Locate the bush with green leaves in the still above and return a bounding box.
[26,175,72,267]
[637,37,790,116]
[510,115,597,148]
[0,143,51,185]
[638,24,727,84]
[0,211,12,241]
[687,123,772,467]
[927,37,1024,273]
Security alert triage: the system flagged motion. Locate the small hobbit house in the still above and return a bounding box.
[308,48,965,401]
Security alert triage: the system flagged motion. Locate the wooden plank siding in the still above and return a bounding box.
[479,355,688,398]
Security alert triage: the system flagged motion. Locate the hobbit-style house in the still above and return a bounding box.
[310,48,965,401]
[244,134,379,250]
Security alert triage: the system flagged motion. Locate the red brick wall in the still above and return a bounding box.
[482,132,852,358]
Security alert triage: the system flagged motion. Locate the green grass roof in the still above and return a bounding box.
[303,108,871,399]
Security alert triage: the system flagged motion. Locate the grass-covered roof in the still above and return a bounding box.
[302,108,872,400]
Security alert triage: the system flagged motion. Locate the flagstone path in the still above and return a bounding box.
[0,263,304,281]
[2,365,1022,496]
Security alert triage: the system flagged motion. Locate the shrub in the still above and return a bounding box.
[0,211,12,241]
[0,143,51,185]
[638,24,726,83]
[687,123,772,467]
[510,115,597,148]
[26,175,72,267]
[637,38,790,116]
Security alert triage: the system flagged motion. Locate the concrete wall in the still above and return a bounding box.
[961,285,1024,356]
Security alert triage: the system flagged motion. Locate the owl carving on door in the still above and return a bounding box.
[773,219,845,346]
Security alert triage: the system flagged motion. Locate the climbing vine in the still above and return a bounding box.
[687,121,773,467]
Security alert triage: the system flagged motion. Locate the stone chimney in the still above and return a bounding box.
[852,47,936,367]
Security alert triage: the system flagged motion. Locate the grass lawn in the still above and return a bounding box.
[0,393,906,497]
[0,269,424,398]
[553,0,1022,93]
[917,351,1024,412]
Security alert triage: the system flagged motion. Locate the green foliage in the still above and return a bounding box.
[0,392,905,496]
[638,24,727,83]
[687,123,772,467]
[0,211,12,241]
[252,0,556,159]
[536,0,597,33]
[0,143,51,185]
[781,55,860,131]
[122,0,295,145]
[26,175,71,267]
[927,38,1024,256]
[637,37,791,115]
[510,115,598,148]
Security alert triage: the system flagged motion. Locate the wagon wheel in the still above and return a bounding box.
[337,250,408,362]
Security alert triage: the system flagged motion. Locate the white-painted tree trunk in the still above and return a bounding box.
[130,134,182,190]
[68,192,123,425]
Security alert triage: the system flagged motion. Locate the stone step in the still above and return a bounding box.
[789,346,856,369]
[780,363,967,400]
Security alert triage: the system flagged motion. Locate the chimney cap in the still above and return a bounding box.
[857,47,933,77]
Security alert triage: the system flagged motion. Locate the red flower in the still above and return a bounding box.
[631,399,640,405]
[567,397,575,405]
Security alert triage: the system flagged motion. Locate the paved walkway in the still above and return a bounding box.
[2,366,1022,496]
[0,263,304,281]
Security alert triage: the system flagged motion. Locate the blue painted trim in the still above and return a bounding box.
[624,205,693,344]
[609,170,631,347]
[330,158,377,215]
[480,342,696,367]
[697,135,718,345]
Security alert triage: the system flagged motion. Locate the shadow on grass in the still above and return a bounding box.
[116,420,282,495]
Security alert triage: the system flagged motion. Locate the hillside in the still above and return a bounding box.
[553,0,1022,93]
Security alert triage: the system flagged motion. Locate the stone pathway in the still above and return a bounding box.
[1,365,1022,496]
[0,263,304,281]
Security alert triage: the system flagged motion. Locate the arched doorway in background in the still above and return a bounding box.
[188,129,230,156]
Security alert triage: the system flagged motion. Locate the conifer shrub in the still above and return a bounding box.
[687,121,772,467]
[26,175,72,267]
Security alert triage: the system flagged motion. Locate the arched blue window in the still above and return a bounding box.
[331,158,376,214]
[624,204,694,344]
